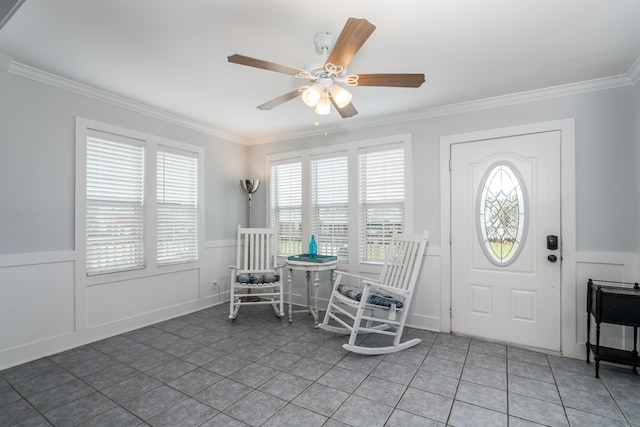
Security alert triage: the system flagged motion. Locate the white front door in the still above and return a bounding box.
[450,130,561,352]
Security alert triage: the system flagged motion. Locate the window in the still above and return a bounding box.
[157,148,198,265]
[78,118,202,278]
[86,132,145,274]
[270,161,303,256]
[477,162,527,266]
[359,146,405,262]
[268,135,410,268]
[311,154,349,261]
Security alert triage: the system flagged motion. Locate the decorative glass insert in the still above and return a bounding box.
[477,162,527,265]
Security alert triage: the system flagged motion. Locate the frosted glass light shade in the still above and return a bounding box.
[315,96,331,115]
[330,85,352,108]
[302,85,322,107]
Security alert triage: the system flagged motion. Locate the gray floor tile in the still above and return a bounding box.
[74,406,145,427]
[509,375,561,404]
[263,403,327,427]
[508,359,555,384]
[428,344,469,363]
[420,355,464,378]
[565,407,631,427]
[122,385,187,420]
[194,378,252,411]
[396,387,453,422]
[0,399,42,426]
[101,373,162,404]
[167,368,223,396]
[617,397,640,425]
[558,385,626,420]
[0,384,25,406]
[252,349,301,370]
[228,362,279,388]
[353,376,407,406]
[508,347,550,366]
[386,409,444,426]
[147,397,218,427]
[370,360,417,385]
[199,412,249,426]
[44,392,116,426]
[410,370,459,397]
[461,365,507,390]
[27,378,95,413]
[509,393,569,426]
[258,372,312,401]
[83,363,137,390]
[332,394,394,427]
[455,381,507,413]
[3,304,640,427]
[448,400,508,427]
[224,390,287,426]
[292,383,349,416]
[316,366,366,393]
[285,357,332,381]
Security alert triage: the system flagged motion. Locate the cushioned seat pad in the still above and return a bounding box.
[236,273,280,284]
[337,284,404,309]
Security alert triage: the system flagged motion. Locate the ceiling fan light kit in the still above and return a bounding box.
[227,17,425,121]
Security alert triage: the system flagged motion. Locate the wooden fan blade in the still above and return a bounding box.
[330,98,358,118]
[355,73,426,88]
[228,54,304,76]
[257,88,302,110]
[326,17,376,69]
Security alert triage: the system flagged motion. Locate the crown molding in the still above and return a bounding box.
[248,72,636,145]
[9,59,638,147]
[9,62,248,145]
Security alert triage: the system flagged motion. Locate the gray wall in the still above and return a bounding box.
[0,71,248,255]
[249,86,639,253]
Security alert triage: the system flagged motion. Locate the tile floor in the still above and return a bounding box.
[1,303,640,426]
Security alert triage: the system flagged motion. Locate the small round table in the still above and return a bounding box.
[285,256,338,327]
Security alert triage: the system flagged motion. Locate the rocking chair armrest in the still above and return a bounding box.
[334,270,376,283]
[228,265,239,271]
[362,280,409,298]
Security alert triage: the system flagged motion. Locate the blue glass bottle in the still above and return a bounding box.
[309,235,317,259]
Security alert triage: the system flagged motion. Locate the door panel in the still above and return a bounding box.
[450,131,561,351]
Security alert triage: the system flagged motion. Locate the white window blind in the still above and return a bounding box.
[311,154,349,261]
[271,161,302,256]
[359,146,405,262]
[86,134,145,274]
[157,148,198,265]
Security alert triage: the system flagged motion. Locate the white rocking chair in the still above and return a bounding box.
[228,225,284,320]
[319,231,429,355]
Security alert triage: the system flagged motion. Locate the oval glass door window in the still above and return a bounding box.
[477,162,528,266]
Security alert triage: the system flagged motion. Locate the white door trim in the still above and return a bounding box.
[440,119,577,357]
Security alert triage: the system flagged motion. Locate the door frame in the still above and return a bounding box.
[440,119,577,357]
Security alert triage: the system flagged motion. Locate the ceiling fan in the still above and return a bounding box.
[227,17,425,119]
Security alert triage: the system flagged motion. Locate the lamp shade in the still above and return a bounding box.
[315,96,331,115]
[301,85,322,107]
[330,85,352,108]
[240,179,260,195]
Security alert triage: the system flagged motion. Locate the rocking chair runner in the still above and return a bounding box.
[319,231,429,355]
[228,225,284,320]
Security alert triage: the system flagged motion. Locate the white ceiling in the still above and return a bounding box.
[1,0,639,144]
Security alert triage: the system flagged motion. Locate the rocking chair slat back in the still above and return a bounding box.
[379,232,427,294]
[238,227,274,272]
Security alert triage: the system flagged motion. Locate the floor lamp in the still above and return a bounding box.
[240,179,260,228]
[239,179,260,302]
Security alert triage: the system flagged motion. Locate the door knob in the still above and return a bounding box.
[547,254,558,263]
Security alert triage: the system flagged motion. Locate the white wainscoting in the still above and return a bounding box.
[1,247,635,369]
[575,251,639,359]
[0,241,237,370]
